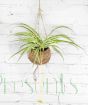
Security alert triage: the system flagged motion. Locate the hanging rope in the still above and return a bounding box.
[33,0,47,81]
[37,0,47,36]
[39,0,41,10]
[33,65,39,81]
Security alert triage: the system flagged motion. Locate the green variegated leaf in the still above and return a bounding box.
[52,46,64,60]
[49,26,73,35]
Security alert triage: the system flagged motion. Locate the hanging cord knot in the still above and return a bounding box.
[37,8,43,17]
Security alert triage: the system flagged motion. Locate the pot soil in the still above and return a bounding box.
[28,47,51,65]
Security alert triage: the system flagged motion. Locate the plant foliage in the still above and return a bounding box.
[11,23,80,61]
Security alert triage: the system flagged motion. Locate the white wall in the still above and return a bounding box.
[0,0,88,105]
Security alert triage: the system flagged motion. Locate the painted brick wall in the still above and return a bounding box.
[0,0,88,105]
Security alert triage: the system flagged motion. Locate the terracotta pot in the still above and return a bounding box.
[28,47,51,65]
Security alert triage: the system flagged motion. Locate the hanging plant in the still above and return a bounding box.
[11,23,80,65]
[10,0,81,81]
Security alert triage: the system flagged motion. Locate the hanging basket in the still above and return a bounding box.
[28,47,51,65]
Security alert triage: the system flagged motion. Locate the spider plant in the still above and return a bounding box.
[11,23,80,64]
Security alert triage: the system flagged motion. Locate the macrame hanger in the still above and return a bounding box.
[35,0,47,36]
[33,0,48,81]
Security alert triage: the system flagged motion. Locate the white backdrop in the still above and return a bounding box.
[0,0,88,105]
